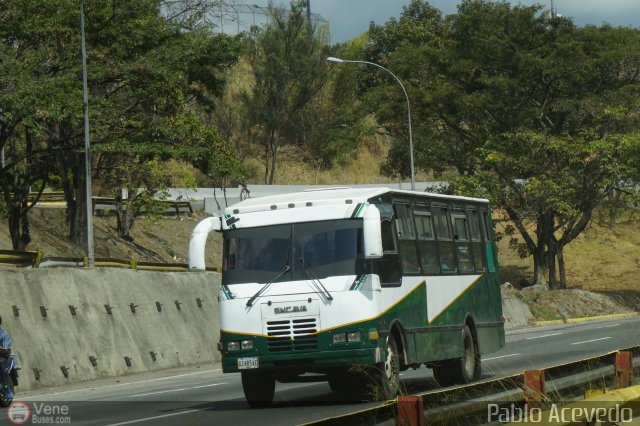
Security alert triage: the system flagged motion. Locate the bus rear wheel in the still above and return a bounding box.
[241,371,275,408]
[433,324,480,387]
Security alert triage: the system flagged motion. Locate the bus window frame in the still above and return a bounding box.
[375,201,402,287]
[467,207,486,273]
[432,203,458,274]
[413,202,441,275]
[481,208,496,273]
[393,200,421,277]
[451,207,475,274]
[451,210,470,242]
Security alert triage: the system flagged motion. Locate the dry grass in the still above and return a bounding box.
[244,122,434,186]
[0,208,222,269]
[497,216,640,292]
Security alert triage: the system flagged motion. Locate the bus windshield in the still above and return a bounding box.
[222,219,364,285]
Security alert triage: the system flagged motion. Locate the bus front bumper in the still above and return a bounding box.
[221,346,380,374]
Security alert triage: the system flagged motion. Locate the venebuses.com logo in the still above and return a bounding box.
[6,401,71,424]
[7,401,30,424]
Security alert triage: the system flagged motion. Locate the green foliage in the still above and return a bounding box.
[360,1,447,178]
[241,0,331,183]
[0,0,245,244]
[366,0,445,59]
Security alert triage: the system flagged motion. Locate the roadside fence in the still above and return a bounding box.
[0,250,216,272]
[28,192,194,216]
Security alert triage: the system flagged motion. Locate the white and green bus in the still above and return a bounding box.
[190,187,505,407]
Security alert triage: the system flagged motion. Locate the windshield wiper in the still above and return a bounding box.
[298,258,333,301]
[246,264,291,307]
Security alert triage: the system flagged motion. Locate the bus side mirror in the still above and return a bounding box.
[363,204,383,259]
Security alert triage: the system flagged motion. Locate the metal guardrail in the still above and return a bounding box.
[0,250,43,268]
[91,197,193,215]
[303,346,640,426]
[28,191,66,203]
[0,251,216,272]
[27,193,194,215]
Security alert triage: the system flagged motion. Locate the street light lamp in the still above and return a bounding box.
[326,56,416,191]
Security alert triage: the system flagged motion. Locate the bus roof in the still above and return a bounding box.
[224,187,489,216]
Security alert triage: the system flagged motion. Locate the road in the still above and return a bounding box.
[2,316,639,426]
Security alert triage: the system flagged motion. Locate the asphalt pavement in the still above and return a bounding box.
[2,316,639,426]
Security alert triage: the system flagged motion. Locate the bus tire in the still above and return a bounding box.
[241,371,275,408]
[433,324,480,386]
[342,337,402,401]
[377,336,401,399]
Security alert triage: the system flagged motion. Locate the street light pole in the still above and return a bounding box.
[80,1,95,267]
[326,56,416,191]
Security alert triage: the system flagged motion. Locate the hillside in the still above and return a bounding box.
[496,216,640,293]
[0,207,222,269]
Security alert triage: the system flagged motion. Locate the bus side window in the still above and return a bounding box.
[224,238,237,270]
[415,207,440,274]
[395,203,420,274]
[375,204,401,286]
[452,211,474,274]
[395,203,415,239]
[381,217,396,253]
[433,206,457,273]
[468,209,485,272]
[482,211,496,273]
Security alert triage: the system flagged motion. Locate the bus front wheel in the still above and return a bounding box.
[241,371,275,408]
[378,336,401,399]
[433,324,481,387]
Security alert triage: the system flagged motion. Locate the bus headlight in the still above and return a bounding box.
[228,341,241,351]
[241,340,253,350]
[332,333,347,343]
[333,332,362,343]
[347,332,361,342]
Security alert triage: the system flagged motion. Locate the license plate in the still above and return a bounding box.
[237,357,259,370]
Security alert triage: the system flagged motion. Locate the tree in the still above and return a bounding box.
[361,0,447,180]
[88,11,244,239]
[367,0,640,287]
[0,0,245,246]
[0,0,80,250]
[242,0,331,184]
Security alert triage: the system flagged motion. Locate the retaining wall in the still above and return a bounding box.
[0,268,220,390]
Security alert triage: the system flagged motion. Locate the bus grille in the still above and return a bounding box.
[266,318,318,352]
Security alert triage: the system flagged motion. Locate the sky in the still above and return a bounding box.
[241,1,640,44]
